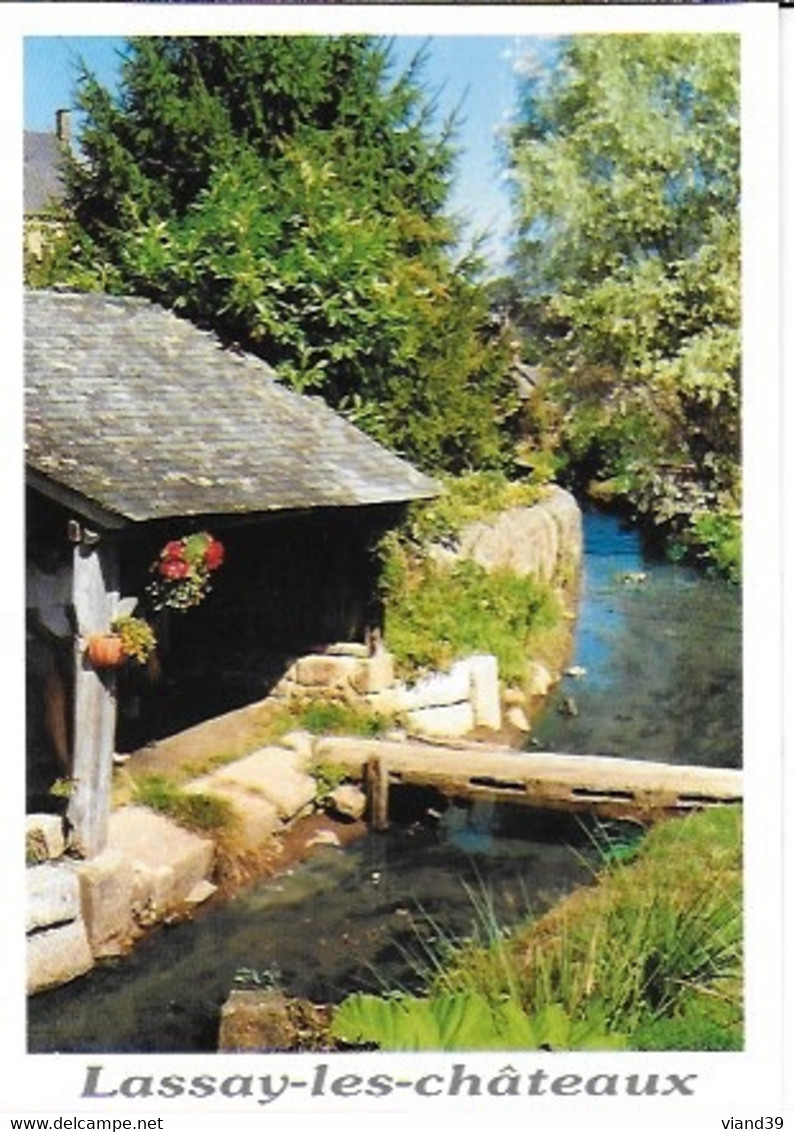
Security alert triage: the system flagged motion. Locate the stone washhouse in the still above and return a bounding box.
[24,288,439,991]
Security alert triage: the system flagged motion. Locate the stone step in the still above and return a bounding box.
[197,747,318,823]
[106,806,215,920]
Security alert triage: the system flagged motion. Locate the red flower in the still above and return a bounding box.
[162,540,186,561]
[159,557,190,580]
[204,539,225,571]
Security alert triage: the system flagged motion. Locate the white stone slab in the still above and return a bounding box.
[107,806,215,915]
[209,748,317,821]
[407,702,475,739]
[75,849,138,957]
[27,918,94,995]
[26,863,81,933]
[468,654,501,730]
[401,660,472,711]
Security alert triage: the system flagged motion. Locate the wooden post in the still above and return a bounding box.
[67,537,120,857]
[366,755,390,831]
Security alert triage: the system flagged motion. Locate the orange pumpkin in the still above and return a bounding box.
[86,633,126,668]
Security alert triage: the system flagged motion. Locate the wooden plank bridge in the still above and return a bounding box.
[313,736,743,826]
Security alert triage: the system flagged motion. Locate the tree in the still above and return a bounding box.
[41,35,517,475]
[509,34,741,575]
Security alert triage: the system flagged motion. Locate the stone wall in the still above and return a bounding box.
[266,487,583,739]
[430,484,583,583]
[26,808,217,995]
[269,644,502,740]
[26,815,94,994]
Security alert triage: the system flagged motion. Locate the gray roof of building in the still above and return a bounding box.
[25,290,438,526]
[24,132,66,215]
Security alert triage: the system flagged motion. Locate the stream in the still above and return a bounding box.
[27,508,742,1053]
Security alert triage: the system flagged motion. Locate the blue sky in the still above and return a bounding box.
[24,34,536,273]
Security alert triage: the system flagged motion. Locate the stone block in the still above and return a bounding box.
[27,863,81,933]
[294,655,359,688]
[277,730,315,767]
[460,506,559,582]
[351,652,395,695]
[26,814,66,863]
[401,661,472,711]
[526,660,554,697]
[407,702,475,739]
[503,686,528,708]
[184,777,282,846]
[365,686,408,716]
[326,642,370,659]
[107,807,215,915]
[468,654,501,730]
[27,918,94,994]
[74,850,138,957]
[185,879,218,906]
[208,748,318,822]
[218,989,330,1052]
[543,485,584,570]
[506,706,531,733]
[328,783,367,822]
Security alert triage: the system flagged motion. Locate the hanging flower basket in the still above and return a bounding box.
[85,616,157,669]
[86,633,126,669]
[147,531,225,612]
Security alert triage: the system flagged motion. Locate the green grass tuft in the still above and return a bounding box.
[381,555,560,684]
[133,774,236,833]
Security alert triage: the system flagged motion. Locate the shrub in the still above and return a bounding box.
[382,555,560,684]
[294,700,389,738]
[405,470,543,546]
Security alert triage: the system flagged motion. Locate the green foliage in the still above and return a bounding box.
[233,963,284,991]
[311,761,353,807]
[381,553,560,684]
[133,773,236,833]
[292,700,390,738]
[433,806,742,1046]
[689,506,741,583]
[377,473,563,683]
[48,777,73,800]
[332,992,625,1052]
[632,990,742,1051]
[402,470,543,546]
[111,614,157,665]
[509,35,741,576]
[39,35,517,475]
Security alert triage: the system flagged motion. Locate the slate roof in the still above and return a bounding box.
[25,290,438,527]
[24,132,66,215]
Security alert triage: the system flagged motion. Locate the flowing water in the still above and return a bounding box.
[530,509,742,768]
[27,508,742,1053]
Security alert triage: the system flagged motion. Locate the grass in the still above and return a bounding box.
[290,699,391,737]
[378,471,570,685]
[450,806,741,1046]
[381,554,562,684]
[131,773,237,834]
[346,805,742,1051]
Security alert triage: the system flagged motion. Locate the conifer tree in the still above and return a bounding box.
[41,36,516,475]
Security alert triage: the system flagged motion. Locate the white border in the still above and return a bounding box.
[3,4,785,1125]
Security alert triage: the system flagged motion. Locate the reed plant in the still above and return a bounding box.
[427,806,742,1048]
